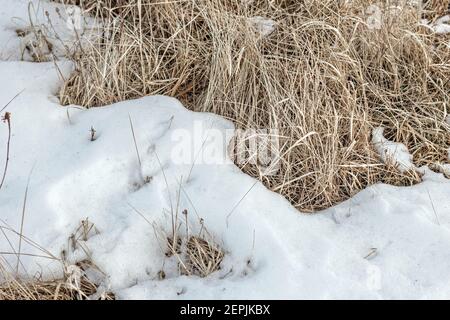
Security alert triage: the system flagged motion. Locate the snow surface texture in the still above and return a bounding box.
[1,0,450,299]
[248,16,276,37]
[372,127,415,172]
[433,15,450,34]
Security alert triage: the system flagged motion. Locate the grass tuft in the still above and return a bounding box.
[56,0,450,212]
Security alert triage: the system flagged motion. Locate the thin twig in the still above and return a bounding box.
[0,112,11,190]
[427,189,440,226]
[226,180,259,227]
[0,90,24,114]
[16,166,34,274]
[128,114,141,167]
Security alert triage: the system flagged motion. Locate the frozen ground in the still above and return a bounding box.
[1,0,450,300]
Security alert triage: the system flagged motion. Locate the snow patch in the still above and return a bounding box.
[372,127,415,172]
[434,15,450,34]
[248,16,276,37]
[422,15,450,34]
[0,0,96,61]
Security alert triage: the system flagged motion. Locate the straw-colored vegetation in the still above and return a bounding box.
[57,0,449,212]
[0,220,115,300]
[0,261,115,300]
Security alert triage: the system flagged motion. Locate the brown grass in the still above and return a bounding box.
[0,220,114,300]
[0,266,111,300]
[135,204,225,278]
[185,235,224,277]
[56,0,450,212]
[0,259,115,300]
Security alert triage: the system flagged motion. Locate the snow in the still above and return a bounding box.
[0,0,96,61]
[434,15,450,34]
[422,15,450,34]
[1,0,450,300]
[372,127,415,172]
[248,16,276,37]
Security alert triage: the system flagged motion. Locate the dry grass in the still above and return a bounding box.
[0,220,114,300]
[0,261,114,300]
[185,235,224,277]
[165,226,225,278]
[0,262,116,300]
[423,0,449,20]
[137,205,225,278]
[57,0,450,212]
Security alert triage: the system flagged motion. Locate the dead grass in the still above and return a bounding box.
[133,203,225,278]
[185,235,224,277]
[57,0,450,212]
[0,261,114,300]
[0,220,115,300]
[166,224,225,278]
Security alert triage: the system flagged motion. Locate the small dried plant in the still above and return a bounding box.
[185,234,224,277]
[165,210,225,278]
[0,219,114,300]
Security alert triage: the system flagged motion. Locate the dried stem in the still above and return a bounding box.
[0,112,11,191]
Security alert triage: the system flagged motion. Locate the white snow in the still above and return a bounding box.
[422,15,450,34]
[1,0,450,300]
[434,15,450,34]
[372,127,416,172]
[0,0,96,61]
[248,16,276,37]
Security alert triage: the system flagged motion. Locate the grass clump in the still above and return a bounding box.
[57,0,450,212]
[185,235,224,277]
[0,220,114,300]
[0,261,115,300]
[155,208,225,278]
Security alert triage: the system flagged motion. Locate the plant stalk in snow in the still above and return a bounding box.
[0,112,11,190]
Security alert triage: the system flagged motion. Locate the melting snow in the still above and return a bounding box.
[1,0,450,300]
[248,16,276,37]
[372,127,415,172]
